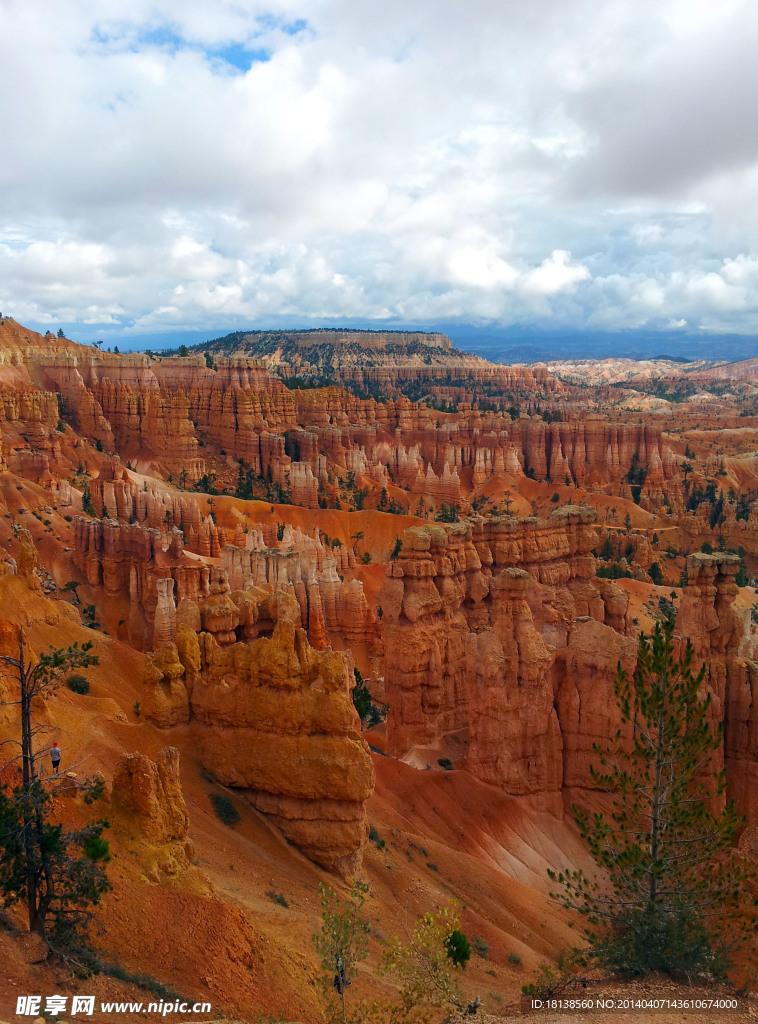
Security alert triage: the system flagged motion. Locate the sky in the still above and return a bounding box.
[1,0,758,352]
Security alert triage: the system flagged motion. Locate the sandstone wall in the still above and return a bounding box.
[379,509,635,810]
[0,320,679,508]
[140,614,374,876]
[112,746,195,880]
[676,553,758,821]
[381,533,758,825]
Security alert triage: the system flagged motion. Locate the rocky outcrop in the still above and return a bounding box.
[112,746,194,879]
[73,511,379,658]
[379,509,633,809]
[676,553,758,822]
[141,639,192,728]
[221,524,377,652]
[16,527,39,581]
[380,535,758,824]
[555,617,637,793]
[144,609,374,876]
[72,504,377,873]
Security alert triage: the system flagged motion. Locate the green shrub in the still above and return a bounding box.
[67,673,90,695]
[596,562,633,580]
[369,824,386,849]
[266,890,289,908]
[84,834,111,862]
[508,951,522,965]
[600,537,615,561]
[444,928,471,967]
[437,758,453,770]
[352,676,372,720]
[473,935,489,959]
[588,906,731,981]
[209,793,240,827]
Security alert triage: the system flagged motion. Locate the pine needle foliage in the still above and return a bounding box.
[0,631,110,971]
[550,616,755,981]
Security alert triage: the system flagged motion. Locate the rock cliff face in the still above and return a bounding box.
[111,746,194,880]
[72,506,377,873]
[676,553,758,822]
[141,610,374,876]
[381,535,758,824]
[0,320,681,513]
[554,617,637,796]
[379,508,635,811]
[72,511,378,656]
[221,522,377,652]
[201,328,564,402]
[90,458,229,555]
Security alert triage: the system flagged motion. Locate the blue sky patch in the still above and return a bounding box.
[89,14,309,72]
[211,42,272,71]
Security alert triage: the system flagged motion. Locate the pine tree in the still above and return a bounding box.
[649,561,664,586]
[550,616,755,980]
[600,537,615,561]
[0,630,110,969]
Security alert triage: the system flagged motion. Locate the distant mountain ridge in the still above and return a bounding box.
[202,327,452,354]
[195,326,558,401]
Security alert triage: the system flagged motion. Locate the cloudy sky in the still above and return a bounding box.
[1,0,758,347]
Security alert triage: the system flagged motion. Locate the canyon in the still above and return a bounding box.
[0,316,757,1021]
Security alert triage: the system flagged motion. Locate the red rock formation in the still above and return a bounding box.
[73,508,379,658]
[142,640,191,727]
[1,319,679,509]
[379,509,633,809]
[380,533,758,825]
[676,552,758,822]
[555,617,637,795]
[142,611,374,876]
[71,504,378,872]
[111,746,194,879]
[221,524,377,652]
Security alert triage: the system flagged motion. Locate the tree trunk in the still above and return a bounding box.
[18,633,40,934]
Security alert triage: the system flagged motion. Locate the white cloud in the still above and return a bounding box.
[0,0,758,339]
[522,250,590,297]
